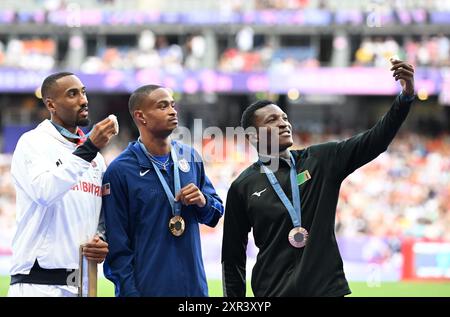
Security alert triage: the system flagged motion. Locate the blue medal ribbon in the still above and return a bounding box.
[51,121,91,139]
[259,152,302,228]
[139,141,182,216]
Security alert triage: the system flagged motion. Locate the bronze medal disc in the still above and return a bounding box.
[169,215,185,236]
[288,227,308,248]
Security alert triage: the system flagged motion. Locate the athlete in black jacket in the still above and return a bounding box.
[221,58,415,297]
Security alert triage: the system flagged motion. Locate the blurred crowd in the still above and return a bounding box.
[3,32,450,72]
[0,37,56,71]
[354,35,450,68]
[2,0,450,21]
[0,33,321,72]
[0,155,14,255]
[80,33,210,74]
[1,1,450,73]
[336,133,450,241]
[1,131,449,255]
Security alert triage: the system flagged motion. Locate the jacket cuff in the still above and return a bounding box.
[73,138,100,162]
[196,193,211,215]
[399,92,415,104]
[195,193,222,227]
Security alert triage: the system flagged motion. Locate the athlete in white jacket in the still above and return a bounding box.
[8,72,117,297]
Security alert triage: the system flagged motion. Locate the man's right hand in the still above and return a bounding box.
[390,58,415,97]
[88,117,117,149]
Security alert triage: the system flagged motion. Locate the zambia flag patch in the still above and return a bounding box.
[296,170,311,185]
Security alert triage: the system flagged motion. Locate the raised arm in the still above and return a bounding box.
[332,59,415,180]
[11,135,93,207]
[11,118,116,207]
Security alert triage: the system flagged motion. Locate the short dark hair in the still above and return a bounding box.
[41,72,74,100]
[128,84,162,116]
[240,99,275,129]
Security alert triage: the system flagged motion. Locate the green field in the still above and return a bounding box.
[1,276,450,297]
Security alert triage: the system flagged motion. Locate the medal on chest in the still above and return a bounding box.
[169,215,185,237]
[140,141,186,237]
[260,153,309,248]
[288,226,309,248]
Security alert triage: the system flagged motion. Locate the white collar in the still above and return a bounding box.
[37,119,78,147]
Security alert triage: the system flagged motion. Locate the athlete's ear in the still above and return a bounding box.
[134,109,146,125]
[245,127,258,146]
[45,97,56,115]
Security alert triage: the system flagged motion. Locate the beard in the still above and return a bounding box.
[279,140,293,151]
[76,118,90,127]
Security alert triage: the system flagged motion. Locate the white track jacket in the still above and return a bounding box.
[10,119,106,275]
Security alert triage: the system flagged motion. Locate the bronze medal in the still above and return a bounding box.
[288,227,308,248]
[169,215,185,236]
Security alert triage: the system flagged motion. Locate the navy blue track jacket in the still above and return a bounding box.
[102,140,224,296]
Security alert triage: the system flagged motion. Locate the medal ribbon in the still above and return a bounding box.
[259,152,302,228]
[51,121,91,139]
[139,141,181,216]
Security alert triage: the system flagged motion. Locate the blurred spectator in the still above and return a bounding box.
[0,41,4,65]
[219,39,319,73]
[184,35,206,70]
[354,36,402,68]
[354,35,450,67]
[0,37,55,71]
[1,0,449,26]
[335,133,450,242]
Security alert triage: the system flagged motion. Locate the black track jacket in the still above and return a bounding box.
[222,95,413,297]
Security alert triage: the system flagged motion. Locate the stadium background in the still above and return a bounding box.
[1,0,450,296]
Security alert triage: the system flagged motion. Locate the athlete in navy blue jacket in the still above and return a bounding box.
[102,85,224,297]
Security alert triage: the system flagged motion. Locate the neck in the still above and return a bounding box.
[279,149,290,160]
[258,149,290,160]
[50,119,79,144]
[140,133,171,155]
[51,118,77,134]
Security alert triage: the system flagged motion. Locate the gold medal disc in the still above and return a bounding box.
[169,215,185,236]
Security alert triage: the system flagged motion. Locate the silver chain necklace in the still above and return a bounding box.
[147,153,171,170]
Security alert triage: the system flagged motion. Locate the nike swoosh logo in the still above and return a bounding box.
[140,170,150,177]
[252,188,267,197]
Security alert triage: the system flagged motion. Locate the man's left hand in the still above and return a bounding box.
[82,235,109,263]
[390,58,415,97]
[175,183,206,208]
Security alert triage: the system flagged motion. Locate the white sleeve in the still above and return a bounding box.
[11,134,92,207]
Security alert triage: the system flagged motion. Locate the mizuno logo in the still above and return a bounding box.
[140,170,150,177]
[252,188,267,197]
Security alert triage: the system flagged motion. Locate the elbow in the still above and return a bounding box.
[29,177,73,207]
[31,187,58,207]
[197,195,224,227]
[34,195,53,207]
[202,205,224,227]
[368,143,389,157]
[379,144,389,155]
[205,214,221,228]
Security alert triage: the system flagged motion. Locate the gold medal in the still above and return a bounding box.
[288,227,308,248]
[169,215,185,236]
